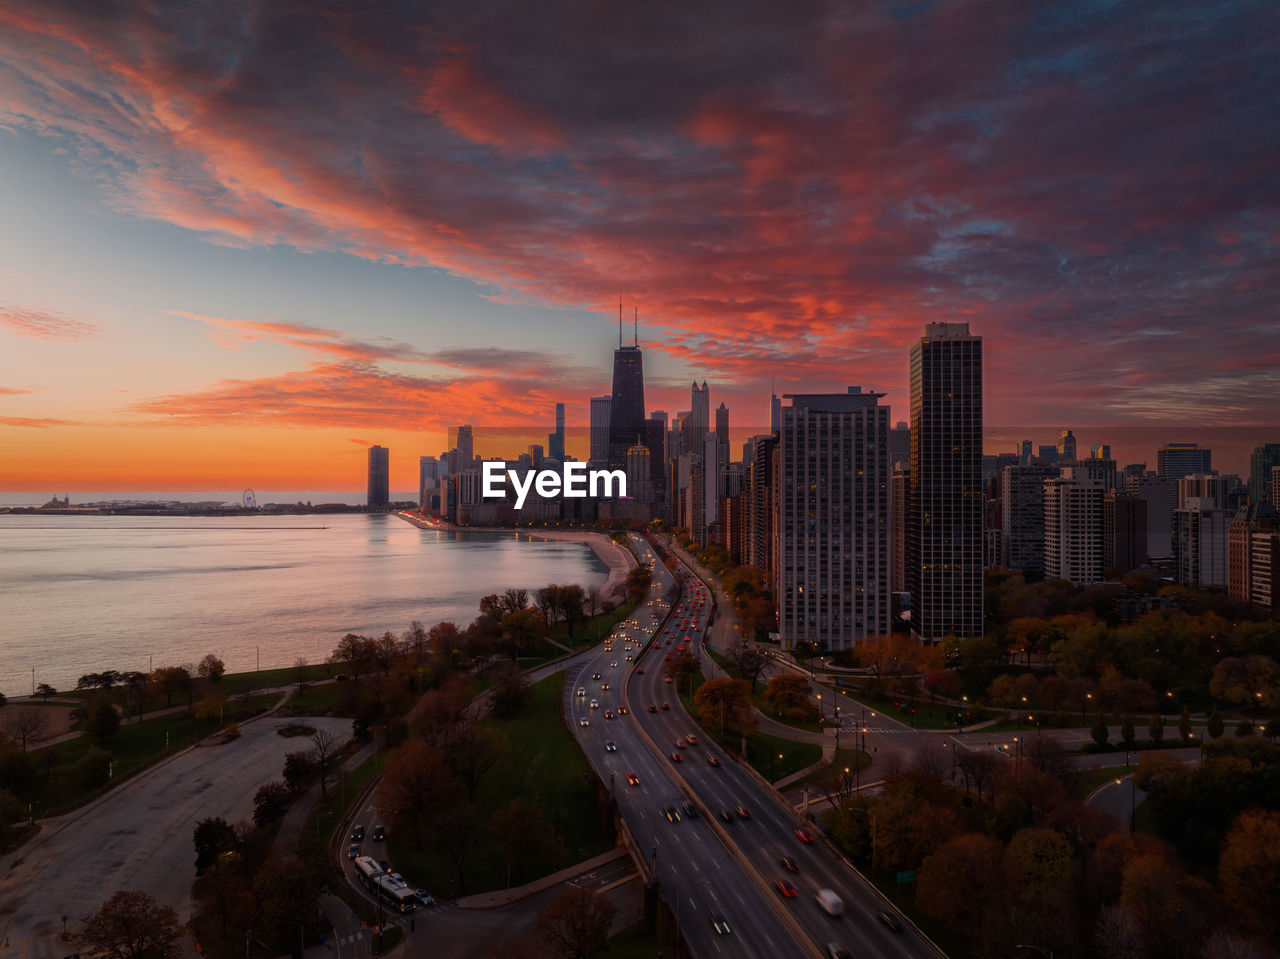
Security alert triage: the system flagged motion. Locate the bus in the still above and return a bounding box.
[354,856,418,913]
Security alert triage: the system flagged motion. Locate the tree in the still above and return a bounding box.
[917,833,1006,938]
[443,722,507,802]
[987,674,1018,716]
[149,667,192,708]
[1211,655,1280,710]
[252,857,318,944]
[1004,827,1073,893]
[35,682,57,703]
[956,749,997,802]
[1148,713,1164,743]
[1119,715,1135,748]
[193,816,238,876]
[74,746,113,789]
[375,740,463,847]
[763,674,813,719]
[874,792,959,872]
[503,607,547,656]
[1092,905,1145,959]
[4,707,49,751]
[309,728,342,797]
[1178,705,1193,744]
[725,639,768,691]
[252,781,292,827]
[1218,809,1280,938]
[331,634,377,677]
[624,565,652,603]
[81,891,182,959]
[85,694,121,745]
[283,750,315,791]
[1207,707,1224,739]
[536,886,618,959]
[0,789,24,845]
[492,799,555,883]
[693,678,755,737]
[429,621,465,659]
[197,654,225,682]
[490,665,532,719]
[435,804,483,892]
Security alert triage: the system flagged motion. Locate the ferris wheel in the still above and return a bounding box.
[243,489,257,509]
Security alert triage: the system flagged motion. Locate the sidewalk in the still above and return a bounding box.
[454,847,630,909]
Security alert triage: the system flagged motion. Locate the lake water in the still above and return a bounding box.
[0,514,607,697]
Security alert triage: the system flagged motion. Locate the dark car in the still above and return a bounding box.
[709,913,731,936]
[795,828,815,843]
[775,879,797,899]
[663,804,681,823]
[735,805,751,820]
[718,809,734,824]
[649,705,658,713]
[670,751,684,762]
[371,825,385,842]
[780,856,799,873]
[681,800,698,819]
[661,702,670,710]
[876,910,903,933]
[707,755,722,767]
[349,825,365,842]
[346,844,360,860]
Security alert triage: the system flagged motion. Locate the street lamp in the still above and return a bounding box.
[1115,777,1136,830]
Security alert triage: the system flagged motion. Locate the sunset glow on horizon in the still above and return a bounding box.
[2,1,1277,491]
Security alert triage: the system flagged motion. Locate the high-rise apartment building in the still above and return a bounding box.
[715,402,730,485]
[1228,503,1276,604]
[909,323,983,642]
[1126,473,1175,559]
[1103,492,1147,574]
[589,395,612,467]
[1157,442,1212,481]
[455,425,474,467]
[773,389,890,652]
[1177,473,1230,510]
[418,455,439,510]
[889,421,911,466]
[891,462,910,593]
[367,445,390,509]
[744,435,776,572]
[1248,443,1280,504]
[999,464,1058,576]
[1174,498,1229,589]
[686,381,710,454]
[1043,468,1104,585]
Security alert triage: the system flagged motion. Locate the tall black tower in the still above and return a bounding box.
[608,307,646,470]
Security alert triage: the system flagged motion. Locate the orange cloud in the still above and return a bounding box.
[0,306,101,341]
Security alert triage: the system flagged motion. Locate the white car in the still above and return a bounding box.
[577,687,586,697]
[590,699,599,709]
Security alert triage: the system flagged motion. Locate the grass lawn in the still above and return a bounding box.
[548,596,640,648]
[823,683,962,730]
[389,673,610,898]
[283,682,349,716]
[17,693,277,816]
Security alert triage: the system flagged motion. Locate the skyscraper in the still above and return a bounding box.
[589,395,612,467]
[1044,468,1104,585]
[889,421,910,466]
[456,425,474,466]
[686,381,710,454]
[909,322,983,642]
[367,445,390,509]
[1058,429,1077,463]
[418,455,438,510]
[715,402,730,483]
[1103,492,1147,575]
[608,325,646,469]
[773,389,890,651]
[548,403,566,461]
[999,464,1058,576]
[1248,443,1280,504]
[1157,442,1212,481]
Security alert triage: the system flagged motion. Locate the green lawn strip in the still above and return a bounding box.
[705,645,823,734]
[676,676,821,782]
[17,694,277,816]
[1069,765,1133,802]
[389,672,609,898]
[787,749,873,792]
[547,596,640,648]
[820,682,960,730]
[296,750,383,863]
[282,682,350,717]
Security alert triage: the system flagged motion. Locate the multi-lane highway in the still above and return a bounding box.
[565,537,805,958]
[568,534,944,959]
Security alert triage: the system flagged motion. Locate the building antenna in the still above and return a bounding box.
[633,306,639,347]
[618,297,623,349]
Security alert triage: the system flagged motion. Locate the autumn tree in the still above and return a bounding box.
[917,832,1006,938]
[763,674,814,720]
[624,565,652,603]
[873,791,958,872]
[193,816,238,876]
[492,799,555,883]
[252,781,292,827]
[196,654,225,682]
[428,621,465,659]
[150,666,192,708]
[663,653,701,688]
[252,857,319,943]
[490,664,532,718]
[1211,656,1280,710]
[331,634,377,677]
[81,891,182,959]
[1218,809,1280,938]
[537,887,618,959]
[693,678,755,737]
[4,707,49,751]
[85,694,121,745]
[443,722,507,801]
[375,739,463,847]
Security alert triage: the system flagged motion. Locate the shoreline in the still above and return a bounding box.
[393,512,636,599]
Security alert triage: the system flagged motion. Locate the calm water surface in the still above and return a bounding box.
[0,514,606,697]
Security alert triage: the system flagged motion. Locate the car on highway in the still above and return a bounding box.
[627,772,640,786]
[617,706,629,715]
[707,754,722,766]
[602,683,611,691]
[675,739,686,748]
[371,825,385,842]
[718,809,734,824]
[876,910,903,933]
[592,673,601,680]
[735,805,751,819]
[686,734,699,744]
[826,944,853,959]
[795,828,815,843]
[780,856,798,872]
[590,699,599,709]
[579,718,589,726]
[649,705,658,712]
[624,654,634,661]
[775,879,797,899]
[661,702,670,710]
[350,824,365,841]
[681,800,698,819]
[664,676,673,684]
[604,710,614,719]
[605,741,617,752]
[610,661,618,667]
[577,687,586,697]
[670,752,683,762]
[346,844,360,860]
[709,912,731,935]
[663,804,681,822]
[636,667,645,674]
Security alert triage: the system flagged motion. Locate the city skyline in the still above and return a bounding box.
[2,1,1278,491]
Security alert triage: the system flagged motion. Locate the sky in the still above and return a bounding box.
[0,0,1277,491]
